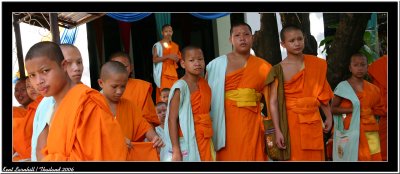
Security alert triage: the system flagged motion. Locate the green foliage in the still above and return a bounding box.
[319,24,379,64]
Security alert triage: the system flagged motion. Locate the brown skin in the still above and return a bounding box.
[61,46,84,84]
[156,104,167,128]
[26,78,39,101]
[270,29,333,149]
[331,55,368,115]
[160,91,170,103]
[152,26,179,63]
[226,24,253,75]
[14,79,32,108]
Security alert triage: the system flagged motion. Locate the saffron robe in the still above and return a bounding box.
[12,95,43,161]
[283,55,333,161]
[190,78,214,161]
[207,55,271,161]
[368,55,388,161]
[43,84,127,161]
[12,106,27,161]
[163,79,202,161]
[122,78,160,126]
[115,98,158,161]
[155,41,182,102]
[342,80,386,161]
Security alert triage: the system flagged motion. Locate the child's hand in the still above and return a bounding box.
[171,151,182,161]
[125,137,132,149]
[168,54,179,62]
[151,135,164,148]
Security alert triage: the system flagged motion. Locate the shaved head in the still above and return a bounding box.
[25,41,64,65]
[100,61,128,80]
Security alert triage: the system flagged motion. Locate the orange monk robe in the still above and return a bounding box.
[43,84,127,161]
[122,78,160,126]
[12,106,27,160]
[156,41,182,102]
[342,80,385,161]
[283,55,333,161]
[368,55,388,160]
[191,78,213,161]
[217,55,271,161]
[115,98,158,161]
[12,95,44,161]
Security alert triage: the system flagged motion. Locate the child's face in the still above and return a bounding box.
[62,47,84,83]
[156,105,167,124]
[181,49,205,76]
[26,56,67,97]
[14,80,31,106]
[349,56,368,78]
[160,91,169,103]
[26,79,39,100]
[162,26,173,39]
[99,73,128,103]
[281,29,304,55]
[229,25,253,53]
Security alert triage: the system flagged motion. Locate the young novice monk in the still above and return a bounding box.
[25,41,127,161]
[267,25,333,161]
[155,102,167,157]
[110,52,160,126]
[368,54,388,161]
[152,24,182,102]
[331,53,385,161]
[30,44,85,161]
[206,22,272,161]
[160,88,170,103]
[13,78,43,161]
[163,46,214,161]
[98,61,164,161]
[155,102,167,136]
[60,44,84,84]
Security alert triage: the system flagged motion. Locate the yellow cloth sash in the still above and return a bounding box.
[365,131,381,155]
[225,88,262,107]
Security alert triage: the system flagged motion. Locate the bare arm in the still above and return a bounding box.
[152,47,177,63]
[331,95,352,115]
[168,89,182,161]
[145,128,164,148]
[268,79,286,149]
[36,125,49,161]
[320,103,333,133]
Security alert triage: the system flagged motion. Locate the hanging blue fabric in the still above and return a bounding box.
[190,13,229,20]
[106,13,152,23]
[60,27,78,44]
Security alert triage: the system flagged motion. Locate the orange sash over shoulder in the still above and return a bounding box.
[191,78,213,161]
[122,78,160,126]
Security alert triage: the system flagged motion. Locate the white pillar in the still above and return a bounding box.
[212,15,232,56]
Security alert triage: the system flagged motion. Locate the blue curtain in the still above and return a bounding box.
[155,13,171,40]
[106,13,152,23]
[60,27,78,44]
[190,13,229,20]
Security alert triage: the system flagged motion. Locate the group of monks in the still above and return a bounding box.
[12,22,387,162]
